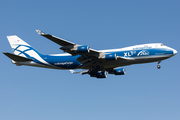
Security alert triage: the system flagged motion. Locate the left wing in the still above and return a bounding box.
[69,69,88,74]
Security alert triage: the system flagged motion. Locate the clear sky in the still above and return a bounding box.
[0,0,180,120]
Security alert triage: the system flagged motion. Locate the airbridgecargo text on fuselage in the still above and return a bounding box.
[54,62,73,65]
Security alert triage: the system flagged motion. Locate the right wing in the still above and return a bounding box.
[36,30,101,57]
[36,30,134,68]
[36,30,105,67]
[36,30,76,47]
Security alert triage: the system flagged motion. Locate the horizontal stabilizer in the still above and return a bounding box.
[3,52,34,61]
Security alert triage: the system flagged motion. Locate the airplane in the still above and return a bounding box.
[3,30,177,78]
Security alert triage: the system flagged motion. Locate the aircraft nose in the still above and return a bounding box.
[173,49,177,55]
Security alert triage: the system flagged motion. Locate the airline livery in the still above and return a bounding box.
[3,30,177,78]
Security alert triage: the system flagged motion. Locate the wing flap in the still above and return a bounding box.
[3,52,34,61]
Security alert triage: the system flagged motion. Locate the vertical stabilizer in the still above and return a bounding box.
[6,35,53,66]
[7,35,42,59]
[7,36,30,50]
[7,36,32,57]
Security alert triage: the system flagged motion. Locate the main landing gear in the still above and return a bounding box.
[157,61,161,69]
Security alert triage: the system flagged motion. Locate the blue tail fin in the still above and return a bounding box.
[7,35,43,59]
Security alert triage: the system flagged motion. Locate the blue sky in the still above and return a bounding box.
[0,0,180,120]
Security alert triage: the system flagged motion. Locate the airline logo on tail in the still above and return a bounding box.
[6,35,55,67]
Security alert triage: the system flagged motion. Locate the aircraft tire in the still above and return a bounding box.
[157,65,161,69]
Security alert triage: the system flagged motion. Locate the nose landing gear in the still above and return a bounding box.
[157,61,161,69]
[157,64,161,69]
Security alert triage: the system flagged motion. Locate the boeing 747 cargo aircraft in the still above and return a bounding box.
[3,30,177,78]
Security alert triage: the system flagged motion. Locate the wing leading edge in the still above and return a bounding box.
[36,30,100,57]
[36,30,76,47]
[36,30,134,68]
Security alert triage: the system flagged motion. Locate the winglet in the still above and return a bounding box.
[36,30,46,35]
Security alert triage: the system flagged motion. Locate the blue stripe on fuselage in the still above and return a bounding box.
[41,54,82,69]
[34,48,174,69]
[108,48,174,58]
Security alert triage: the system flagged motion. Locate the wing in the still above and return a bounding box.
[36,30,100,57]
[36,30,105,64]
[36,30,76,47]
[36,30,134,67]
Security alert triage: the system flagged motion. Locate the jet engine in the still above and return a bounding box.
[89,71,107,78]
[108,68,125,75]
[77,45,90,53]
[96,71,107,78]
[105,53,117,60]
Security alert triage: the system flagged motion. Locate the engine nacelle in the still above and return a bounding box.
[96,71,107,78]
[89,71,107,78]
[77,45,90,53]
[105,53,117,60]
[109,68,125,75]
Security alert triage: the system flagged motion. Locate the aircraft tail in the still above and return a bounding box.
[3,52,34,62]
[6,35,42,60]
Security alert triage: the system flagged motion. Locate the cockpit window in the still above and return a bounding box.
[161,44,165,46]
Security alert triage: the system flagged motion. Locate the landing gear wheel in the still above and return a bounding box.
[157,61,161,69]
[157,65,161,69]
